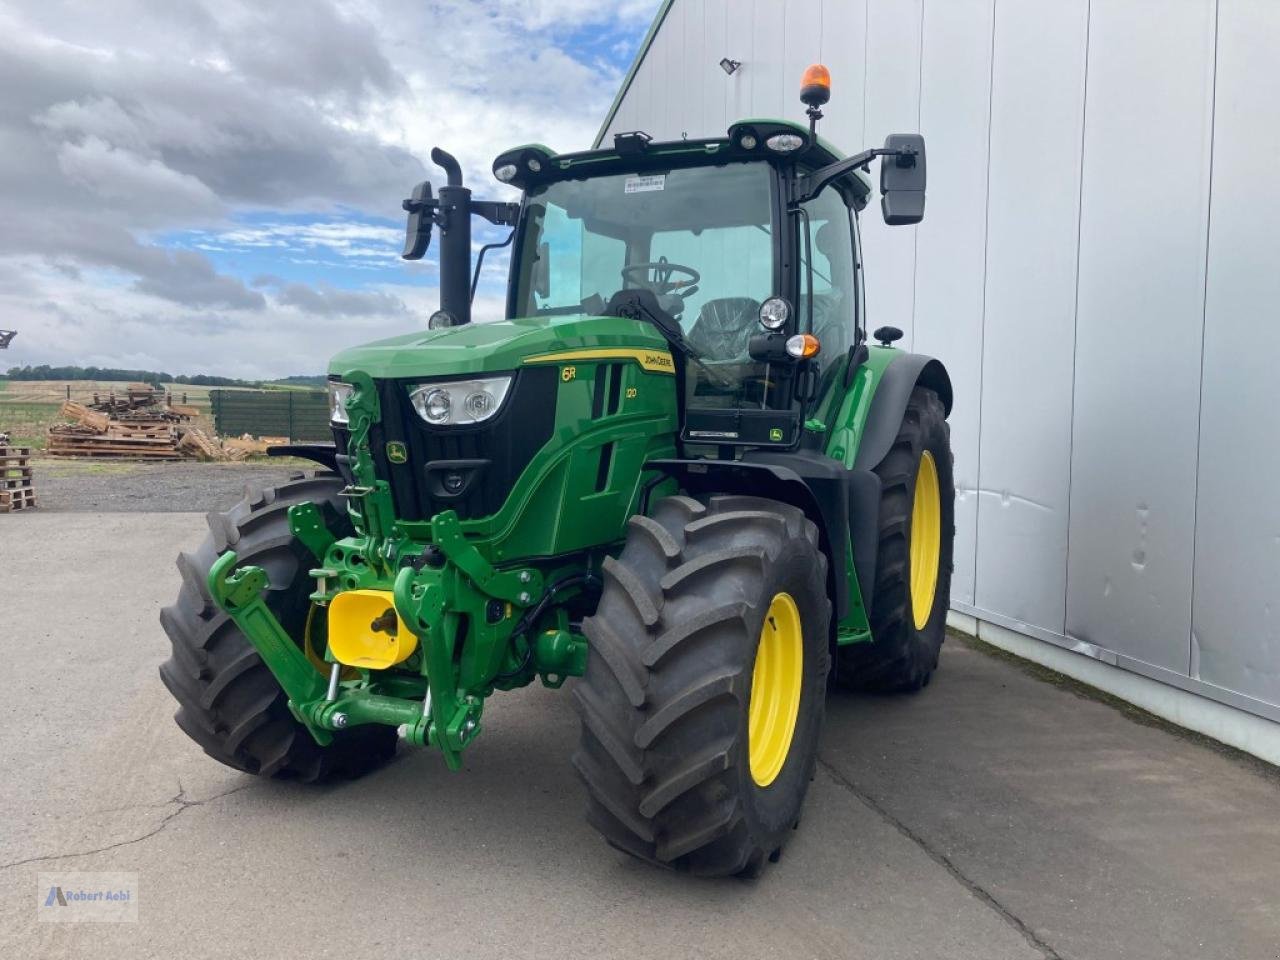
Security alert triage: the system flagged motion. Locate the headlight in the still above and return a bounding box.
[328,381,354,425]
[408,376,512,426]
[758,297,791,330]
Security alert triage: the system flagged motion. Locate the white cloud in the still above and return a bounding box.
[0,259,416,380]
[56,135,223,220]
[208,221,404,260]
[0,0,659,377]
[494,0,655,30]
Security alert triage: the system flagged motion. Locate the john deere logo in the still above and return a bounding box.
[643,352,674,371]
[386,441,408,464]
[769,428,784,442]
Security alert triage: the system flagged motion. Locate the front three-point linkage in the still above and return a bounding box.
[391,511,546,770]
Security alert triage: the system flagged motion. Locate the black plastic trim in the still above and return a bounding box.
[267,443,338,472]
[853,353,952,472]
[845,467,881,618]
[647,454,856,622]
[371,367,558,521]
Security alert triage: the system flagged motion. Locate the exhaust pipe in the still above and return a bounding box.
[432,148,472,326]
[402,148,518,326]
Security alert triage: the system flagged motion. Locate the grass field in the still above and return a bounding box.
[0,400,58,449]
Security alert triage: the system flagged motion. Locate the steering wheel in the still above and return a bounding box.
[621,257,700,302]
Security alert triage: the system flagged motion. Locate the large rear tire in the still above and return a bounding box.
[158,473,396,781]
[837,386,955,692]
[573,495,831,877]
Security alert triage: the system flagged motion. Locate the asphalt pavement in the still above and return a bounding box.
[2,511,1278,960]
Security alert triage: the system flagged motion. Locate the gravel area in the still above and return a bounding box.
[20,457,314,513]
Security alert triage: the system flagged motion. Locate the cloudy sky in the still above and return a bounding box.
[0,0,657,379]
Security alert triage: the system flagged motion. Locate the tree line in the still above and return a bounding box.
[3,365,324,388]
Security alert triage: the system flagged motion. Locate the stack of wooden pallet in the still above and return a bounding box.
[89,384,176,418]
[0,445,36,512]
[48,400,182,459]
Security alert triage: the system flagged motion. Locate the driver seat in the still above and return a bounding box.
[686,297,761,362]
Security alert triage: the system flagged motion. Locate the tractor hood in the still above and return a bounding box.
[328,314,670,381]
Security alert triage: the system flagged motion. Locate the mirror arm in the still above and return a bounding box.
[793,146,918,205]
[471,201,521,228]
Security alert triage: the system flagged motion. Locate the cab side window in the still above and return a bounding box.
[798,188,857,373]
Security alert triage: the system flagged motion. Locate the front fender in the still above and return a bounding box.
[645,454,853,627]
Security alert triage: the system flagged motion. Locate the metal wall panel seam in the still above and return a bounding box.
[967,0,1000,612]
[1059,0,1093,636]
[818,0,825,61]
[908,0,926,353]
[1187,0,1221,678]
[705,0,727,136]
[862,0,870,148]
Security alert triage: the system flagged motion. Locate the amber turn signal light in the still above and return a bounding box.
[785,334,822,359]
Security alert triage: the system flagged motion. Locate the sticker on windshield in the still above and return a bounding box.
[624,174,665,194]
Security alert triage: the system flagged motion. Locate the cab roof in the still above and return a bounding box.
[492,118,872,207]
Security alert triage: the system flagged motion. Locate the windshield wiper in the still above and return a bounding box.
[604,290,735,388]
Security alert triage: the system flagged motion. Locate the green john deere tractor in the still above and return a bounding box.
[159,69,954,877]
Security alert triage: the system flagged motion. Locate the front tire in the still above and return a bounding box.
[573,495,831,877]
[158,473,396,782]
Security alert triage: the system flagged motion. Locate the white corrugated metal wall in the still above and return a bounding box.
[601,0,1280,721]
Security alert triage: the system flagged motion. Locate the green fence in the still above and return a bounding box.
[209,389,330,441]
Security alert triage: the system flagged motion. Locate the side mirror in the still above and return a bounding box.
[533,241,551,300]
[402,180,434,260]
[880,134,926,226]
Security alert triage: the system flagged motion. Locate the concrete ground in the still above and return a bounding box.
[2,510,1279,960]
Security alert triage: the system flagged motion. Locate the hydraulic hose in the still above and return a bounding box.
[493,573,602,682]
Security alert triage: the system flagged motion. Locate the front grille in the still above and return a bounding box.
[333,367,557,522]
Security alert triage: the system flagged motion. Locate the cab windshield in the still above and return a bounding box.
[512,162,776,406]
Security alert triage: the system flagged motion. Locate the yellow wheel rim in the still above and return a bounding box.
[748,592,804,787]
[910,450,942,630]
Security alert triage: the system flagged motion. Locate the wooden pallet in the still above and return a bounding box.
[0,487,36,513]
[47,425,180,459]
[46,442,181,460]
[108,427,176,440]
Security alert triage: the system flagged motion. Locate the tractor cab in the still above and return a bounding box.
[403,104,925,452]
